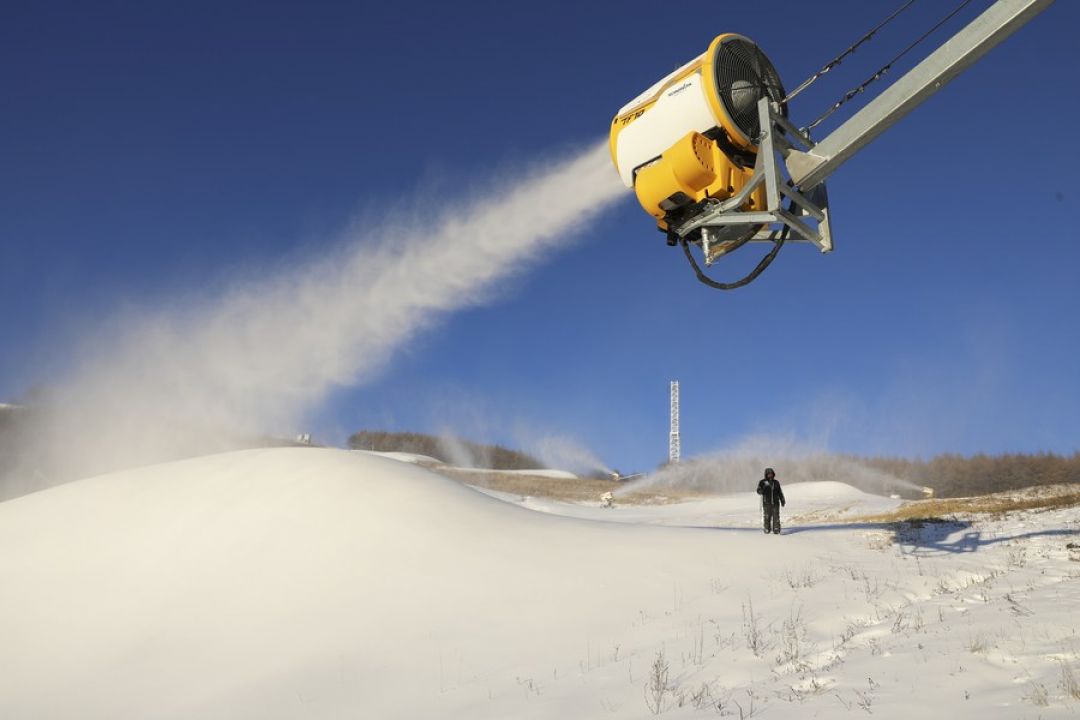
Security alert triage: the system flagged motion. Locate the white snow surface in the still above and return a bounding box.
[2,448,1079,719]
[354,450,577,478]
[353,449,444,465]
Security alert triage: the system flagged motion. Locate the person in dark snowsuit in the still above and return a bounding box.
[756,467,785,534]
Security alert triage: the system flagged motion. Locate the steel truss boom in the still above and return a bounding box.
[787,0,1054,190]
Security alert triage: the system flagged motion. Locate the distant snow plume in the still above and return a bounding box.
[4,141,625,497]
[525,434,612,477]
[623,434,925,498]
[435,432,487,470]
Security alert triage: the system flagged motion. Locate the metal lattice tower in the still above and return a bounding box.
[669,380,680,464]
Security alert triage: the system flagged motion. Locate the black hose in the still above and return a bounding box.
[680,223,790,291]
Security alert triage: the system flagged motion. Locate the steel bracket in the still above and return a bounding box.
[675,97,833,266]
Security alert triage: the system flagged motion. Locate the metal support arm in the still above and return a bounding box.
[788,0,1054,190]
[675,98,834,264]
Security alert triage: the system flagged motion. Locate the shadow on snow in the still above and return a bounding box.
[693,520,1079,555]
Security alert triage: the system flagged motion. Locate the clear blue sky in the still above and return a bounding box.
[3,1,1078,472]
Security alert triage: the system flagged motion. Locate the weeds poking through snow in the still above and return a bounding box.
[689,682,717,712]
[781,675,830,703]
[516,676,541,697]
[783,565,818,589]
[834,617,867,650]
[836,564,864,582]
[835,685,874,714]
[1024,681,1050,706]
[1062,660,1080,700]
[742,598,768,657]
[710,619,737,651]
[775,604,809,669]
[1007,545,1028,568]
[1006,593,1034,617]
[966,634,990,654]
[731,689,758,719]
[860,573,882,603]
[690,617,706,666]
[643,650,671,715]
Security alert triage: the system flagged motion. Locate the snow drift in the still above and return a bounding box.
[2,447,1078,718]
[0,448,732,718]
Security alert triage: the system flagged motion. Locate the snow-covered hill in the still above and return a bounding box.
[1,448,1078,718]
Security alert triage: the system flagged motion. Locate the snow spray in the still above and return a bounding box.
[526,434,614,477]
[3,141,625,497]
[622,434,929,498]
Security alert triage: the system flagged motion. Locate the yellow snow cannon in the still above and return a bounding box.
[610,33,786,255]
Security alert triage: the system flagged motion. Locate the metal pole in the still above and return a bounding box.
[788,0,1053,190]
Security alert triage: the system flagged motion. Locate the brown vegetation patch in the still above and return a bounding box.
[852,485,1080,524]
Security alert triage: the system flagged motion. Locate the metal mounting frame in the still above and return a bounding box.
[674,97,833,266]
[671,0,1054,267]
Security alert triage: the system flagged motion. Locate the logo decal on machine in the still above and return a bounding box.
[617,108,646,127]
[666,81,693,98]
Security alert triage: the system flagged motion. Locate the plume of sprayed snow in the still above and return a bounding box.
[623,434,926,498]
[435,432,487,470]
[525,434,612,477]
[5,141,625,496]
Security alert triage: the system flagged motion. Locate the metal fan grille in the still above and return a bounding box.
[713,37,786,144]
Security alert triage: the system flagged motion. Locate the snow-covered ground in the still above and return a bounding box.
[1,447,1078,719]
[353,449,445,466]
[484,478,904,527]
[356,449,579,479]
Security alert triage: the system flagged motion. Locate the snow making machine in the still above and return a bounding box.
[610,0,1054,289]
[610,34,790,262]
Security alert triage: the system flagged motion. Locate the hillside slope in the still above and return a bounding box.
[1,448,1078,718]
